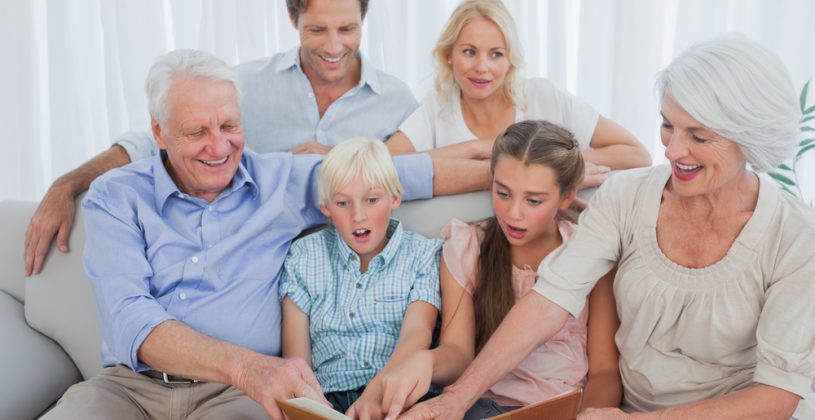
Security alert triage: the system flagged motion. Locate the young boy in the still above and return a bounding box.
[278,137,442,415]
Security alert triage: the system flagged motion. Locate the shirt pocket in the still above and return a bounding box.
[362,284,411,335]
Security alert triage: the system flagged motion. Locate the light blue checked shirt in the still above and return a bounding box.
[82,149,433,371]
[278,219,442,392]
[117,47,417,159]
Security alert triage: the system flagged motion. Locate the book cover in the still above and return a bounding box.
[487,388,582,420]
[278,387,582,420]
[278,398,350,420]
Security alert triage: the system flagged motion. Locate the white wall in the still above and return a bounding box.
[2,0,814,202]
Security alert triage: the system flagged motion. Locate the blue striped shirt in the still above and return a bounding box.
[279,219,442,392]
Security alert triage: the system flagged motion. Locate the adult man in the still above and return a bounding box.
[24,0,416,276]
[42,50,484,419]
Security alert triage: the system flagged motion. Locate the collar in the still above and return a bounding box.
[153,151,258,214]
[334,218,404,270]
[275,47,382,95]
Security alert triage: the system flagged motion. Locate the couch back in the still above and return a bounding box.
[6,191,493,380]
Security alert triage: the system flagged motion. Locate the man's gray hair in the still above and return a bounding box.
[656,35,800,172]
[145,49,241,129]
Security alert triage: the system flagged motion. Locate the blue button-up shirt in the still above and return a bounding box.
[278,219,442,392]
[117,47,418,160]
[82,149,433,371]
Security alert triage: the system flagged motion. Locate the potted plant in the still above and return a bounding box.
[769,78,815,205]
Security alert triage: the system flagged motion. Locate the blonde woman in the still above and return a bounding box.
[386,0,651,187]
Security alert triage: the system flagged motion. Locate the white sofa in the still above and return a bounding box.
[0,191,493,419]
[4,190,813,419]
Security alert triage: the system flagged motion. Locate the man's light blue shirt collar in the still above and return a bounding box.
[335,218,403,270]
[275,47,383,95]
[153,151,259,214]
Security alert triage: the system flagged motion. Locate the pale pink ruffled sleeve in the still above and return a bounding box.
[440,219,482,295]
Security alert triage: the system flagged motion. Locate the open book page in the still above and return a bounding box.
[278,397,351,420]
[487,388,583,420]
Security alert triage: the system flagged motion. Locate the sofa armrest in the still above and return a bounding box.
[0,200,38,303]
[0,291,81,420]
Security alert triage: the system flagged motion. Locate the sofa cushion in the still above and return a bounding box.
[25,195,103,380]
[394,190,492,238]
[0,291,81,420]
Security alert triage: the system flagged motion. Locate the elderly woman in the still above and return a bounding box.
[402,36,815,420]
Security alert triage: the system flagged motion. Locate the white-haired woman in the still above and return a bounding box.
[386,0,651,186]
[402,35,815,420]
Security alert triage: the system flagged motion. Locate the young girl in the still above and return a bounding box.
[378,120,621,419]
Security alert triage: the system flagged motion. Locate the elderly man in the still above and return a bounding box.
[41,50,485,419]
[25,0,416,276]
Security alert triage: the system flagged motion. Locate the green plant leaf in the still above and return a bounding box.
[801,138,815,147]
[802,126,815,133]
[796,143,815,159]
[802,79,812,113]
[778,163,793,171]
[769,172,797,186]
[780,185,796,196]
[803,115,815,124]
[805,105,815,115]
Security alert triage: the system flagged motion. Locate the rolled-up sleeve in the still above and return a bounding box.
[393,153,434,201]
[82,183,175,370]
[115,130,158,162]
[408,238,443,311]
[532,172,625,317]
[754,237,815,399]
[277,243,313,316]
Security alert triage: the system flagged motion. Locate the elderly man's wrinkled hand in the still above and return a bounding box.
[290,140,332,155]
[235,355,330,420]
[24,183,77,276]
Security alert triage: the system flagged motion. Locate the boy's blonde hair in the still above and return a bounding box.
[318,137,404,205]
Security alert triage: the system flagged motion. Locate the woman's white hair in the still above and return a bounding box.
[145,49,242,129]
[318,137,404,206]
[656,35,800,172]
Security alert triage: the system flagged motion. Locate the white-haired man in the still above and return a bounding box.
[42,49,486,419]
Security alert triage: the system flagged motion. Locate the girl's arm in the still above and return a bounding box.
[281,297,312,367]
[582,116,651,169]
[580,270,622,410]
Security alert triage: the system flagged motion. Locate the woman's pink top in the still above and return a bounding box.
[441,219,589,407]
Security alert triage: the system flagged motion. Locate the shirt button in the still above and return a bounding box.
[349,312,356,319]
[178,193,186,199]
[351,255,357,261]
[179,292,187,300]
[207,244,213,249]
[356,283,362,289]
[191,256,199,263]
[207,206,213,212]
[363,361,371,368]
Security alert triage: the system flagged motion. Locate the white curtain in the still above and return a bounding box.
[3,0,814,202]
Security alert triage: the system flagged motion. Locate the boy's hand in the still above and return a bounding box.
[346,381,385,420]
[379,350,435,419]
